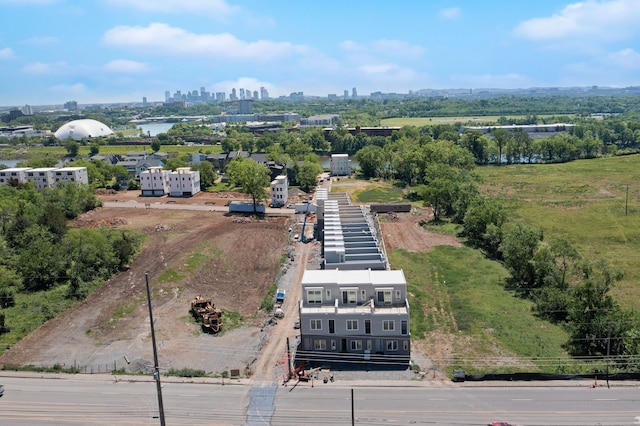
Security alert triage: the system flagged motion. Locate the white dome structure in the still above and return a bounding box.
[54,119,114,140]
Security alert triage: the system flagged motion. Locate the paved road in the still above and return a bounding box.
[1,374,639,425]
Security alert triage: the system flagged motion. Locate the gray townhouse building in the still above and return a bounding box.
[298,268,410,367]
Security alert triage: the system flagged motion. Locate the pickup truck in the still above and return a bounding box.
[275,289,286,304]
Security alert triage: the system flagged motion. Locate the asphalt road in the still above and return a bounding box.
[102,200,295,215]
[1,374,639,425]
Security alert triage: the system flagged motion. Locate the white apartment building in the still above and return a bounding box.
[0,167,32,185]
[140,166,170,196]
[298,268,410,366]
[0,167,88,188]
[25,168,57,190]
[270,175,289,207]
[54,167,89,186]
[330,153,351,176]
[169,167,201,197]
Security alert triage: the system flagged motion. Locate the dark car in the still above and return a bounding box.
[0,385,4,397]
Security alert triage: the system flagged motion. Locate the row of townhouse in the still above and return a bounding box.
[139,166,201,197]
[0,167,88,189]
[297,186,410,368]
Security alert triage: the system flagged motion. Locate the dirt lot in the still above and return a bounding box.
[0,191,298,377]
[379,208,462,253]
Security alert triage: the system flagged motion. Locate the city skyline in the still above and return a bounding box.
[1,0,640,106]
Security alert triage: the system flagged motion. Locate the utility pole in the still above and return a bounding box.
[286,337,292,380]
[606,322,611,389]
[351,388,355,426]
[145,273,166,425]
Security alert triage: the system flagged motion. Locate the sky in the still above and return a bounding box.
[0,0,639,106]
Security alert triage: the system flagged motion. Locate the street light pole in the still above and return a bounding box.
[145,273,166,425]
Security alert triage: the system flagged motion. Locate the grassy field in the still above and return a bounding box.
[380,114,574,127]
[390,247,570,373]
[477,155,640,310]
[0,144,222,162]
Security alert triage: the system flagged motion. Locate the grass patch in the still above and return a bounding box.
[220,309,244,331]
[477,155,640,310]
[419,219,461,237]
[157,268,183,283]
[390,246,570,373]
[260,283,278,313]
[165,367,208,377]
[352,184,405,204]
[112,298,140,321]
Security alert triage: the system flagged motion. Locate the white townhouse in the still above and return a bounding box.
[54,167,89,186]
[270,175,289,207]
[330,153,351,176]
[298,268,410,366]
[139,166,170,196]
[169,167,200,197]
[25,168,57,190]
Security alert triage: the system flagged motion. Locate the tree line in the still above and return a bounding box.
[0,182,142,334]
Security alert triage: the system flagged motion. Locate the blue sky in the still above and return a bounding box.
[1,0,639,106]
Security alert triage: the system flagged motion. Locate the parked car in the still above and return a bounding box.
[294,321,300,329]
[0,384,5,397]
[488,422,516,426]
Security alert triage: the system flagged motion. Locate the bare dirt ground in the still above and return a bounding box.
[379,207,462,253]
[0,191,303,377]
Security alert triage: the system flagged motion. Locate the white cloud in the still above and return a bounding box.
[102,23,308,61]
[22,36,58,45]
[514,0,640,43]
[48,83,86,94]
[104,59,151,73]
[340,39,424,59]
[23,61,70,74]
[439,7,461,20]
[0,48,14,59]
[607,48,640,69]
[105,0,239,19]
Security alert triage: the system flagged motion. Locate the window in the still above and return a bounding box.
[346,320,358,331]
[310,319,322,330]
[328,319,335,334]
[403,340,409,351]
[365,320,371,334]
[326,289,331,300]
[350,340,362,351]
[314,340,326,350]
[366,340,372,351]
[361,289,366,301]
[342,289,357,305]
[307,289,322,304]
[331,340,336,350]
[377,290,392,305]
[386,340,398,351]
[401,320,408,335]
[396,290,402,301]
[383,320,395,331]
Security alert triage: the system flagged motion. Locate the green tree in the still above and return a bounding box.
[462,196,506,258]
[63,140,79,157]
[226,157,271,213]
[500,222,544,296]
[151,139,161,152]
[17,225,66,291]
[565,261,627,356]
[192,161,217,189]
[355,145,385,179]
[491,128,511,165]
[89,143,100,156]
[296,161,323,192]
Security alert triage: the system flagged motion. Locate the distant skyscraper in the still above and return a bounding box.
[21,104,33,115]
[165,91,170,101]
[238,99,253,114]
[352,87,357,98]
[239,88,245,99]
[216,92,226,102]
[230,88,237,100]
[245,89,252,99]
[260,86,269,100]
[343,90,349,99]
[142,97,147,105]
[253,90,259,100]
